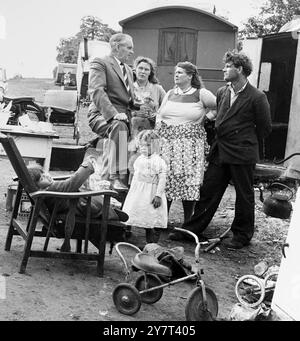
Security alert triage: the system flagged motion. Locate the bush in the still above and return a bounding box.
[12,74,23,80]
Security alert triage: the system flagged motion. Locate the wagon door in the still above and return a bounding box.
[157,28,197,91]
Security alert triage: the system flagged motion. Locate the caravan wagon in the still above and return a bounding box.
[242,17,300,179]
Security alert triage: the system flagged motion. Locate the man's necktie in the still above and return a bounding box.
[120,62,131,99]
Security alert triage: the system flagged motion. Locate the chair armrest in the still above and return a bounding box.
[13,174,71,182]
[52,175,71,180]
[30,189,119,200]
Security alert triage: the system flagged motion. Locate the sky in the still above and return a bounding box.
[0,0,265,79]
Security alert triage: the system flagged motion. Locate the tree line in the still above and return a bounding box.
[239,0,300,38]
[56,15,118,64]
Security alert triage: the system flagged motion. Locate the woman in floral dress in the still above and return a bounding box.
[156,61,216,232]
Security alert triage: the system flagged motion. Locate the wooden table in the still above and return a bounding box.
[0,126,59,171]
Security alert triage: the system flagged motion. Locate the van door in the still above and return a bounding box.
[271,187,300,320]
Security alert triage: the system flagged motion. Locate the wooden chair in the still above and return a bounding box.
[0,132,126,277]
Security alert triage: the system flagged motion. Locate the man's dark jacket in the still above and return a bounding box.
[209,82,272,164]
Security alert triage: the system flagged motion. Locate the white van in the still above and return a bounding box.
[76,38,111,103]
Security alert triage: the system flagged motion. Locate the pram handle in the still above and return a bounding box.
[174,228,201,262]
[115,242,142,278]
[274,152,300,164]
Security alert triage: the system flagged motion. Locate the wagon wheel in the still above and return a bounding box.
[235,275,265,308]
[112,283,141,315]
[135,274,163,304]
[185,286,218,321]
[23,103,46,122]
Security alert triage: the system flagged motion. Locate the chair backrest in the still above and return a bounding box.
[0,133,39,194]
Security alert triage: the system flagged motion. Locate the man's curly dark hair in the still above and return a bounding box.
[223,50,253,77]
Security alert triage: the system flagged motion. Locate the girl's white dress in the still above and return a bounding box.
[122,153,168,229]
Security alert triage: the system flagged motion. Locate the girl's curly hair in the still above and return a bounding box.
[136,129,160,154]
[27,163,44,184]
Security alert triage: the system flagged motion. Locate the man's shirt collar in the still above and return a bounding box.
[228,80,248,95]
[114,56,122,67]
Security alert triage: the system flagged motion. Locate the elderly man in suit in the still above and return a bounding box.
[169,50,272,249]
[88,33,134,191]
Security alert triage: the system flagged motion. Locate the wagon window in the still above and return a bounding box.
[159,30,177,65]
[158,28,197,65]
[178,31,197,63]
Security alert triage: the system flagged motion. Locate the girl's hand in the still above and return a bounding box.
[86,155,97,171]
[86,155,97,163]
[152,196,162,208]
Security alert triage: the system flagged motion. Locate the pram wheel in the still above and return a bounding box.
[185,286,218,321]
[135,274,163,304]
[112,283,141,315]
[235,275,265,308]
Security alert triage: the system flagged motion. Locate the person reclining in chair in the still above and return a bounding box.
[27,156,128,251]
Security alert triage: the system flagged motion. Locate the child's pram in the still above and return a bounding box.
[42,90,80,144]
[112,228,219,321]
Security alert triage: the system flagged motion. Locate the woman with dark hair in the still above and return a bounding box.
[132,56,166,126]
[128,56,166,183]
[156,61,216,232]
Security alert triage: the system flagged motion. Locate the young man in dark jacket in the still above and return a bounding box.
[169,50,272,249]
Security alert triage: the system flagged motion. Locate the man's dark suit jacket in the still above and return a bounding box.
[88,55,134,128]
[209,82,272,164]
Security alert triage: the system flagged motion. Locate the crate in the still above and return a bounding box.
[19,191,31,218]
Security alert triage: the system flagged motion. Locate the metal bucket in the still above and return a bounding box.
[5,183,17,211]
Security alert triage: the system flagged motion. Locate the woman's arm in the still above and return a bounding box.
[157,84,166,106]
[155,158,167,198]
[200,88,217,120]
[200,88,217,110]
[156,89,170,122]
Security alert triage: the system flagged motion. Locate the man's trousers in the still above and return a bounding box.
[183,160,255,244]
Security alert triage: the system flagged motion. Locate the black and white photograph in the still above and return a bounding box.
[0,0,300,325]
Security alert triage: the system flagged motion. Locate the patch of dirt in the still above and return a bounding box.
[0,79,291,321]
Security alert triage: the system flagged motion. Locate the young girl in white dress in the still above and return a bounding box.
[122,130,168,243]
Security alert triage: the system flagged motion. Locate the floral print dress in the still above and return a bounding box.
[156,88,215,201]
